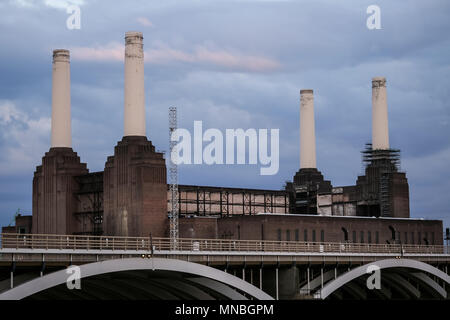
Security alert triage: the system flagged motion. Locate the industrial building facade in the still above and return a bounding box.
[2,32,443,246]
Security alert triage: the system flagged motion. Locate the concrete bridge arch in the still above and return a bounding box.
[317,259,450,299]
[0,258,273,300]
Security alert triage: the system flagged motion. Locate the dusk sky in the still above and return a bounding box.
[0,0,449,230]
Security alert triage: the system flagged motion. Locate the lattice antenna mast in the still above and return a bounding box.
[169,107,179,249]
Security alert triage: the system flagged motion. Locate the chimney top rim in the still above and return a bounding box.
[372,76,386,82]
[125,31,143,38]
[52,49,70,61]
[53,49,70,53]
[300,89,313,94]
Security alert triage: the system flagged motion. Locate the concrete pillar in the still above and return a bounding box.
[321,267,324,289]
[275,267,279,300]
[307,267,310,293]
[444,266,447,290]
[124,31,145,136]
[260,268,263,289]
[51,49,71,148]
[372,77,389,150]
[300,89,317,169]
[10,272,13,289]
[278,266,300,299]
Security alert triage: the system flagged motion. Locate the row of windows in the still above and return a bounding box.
[276,229,436,245]
[351,231,379,244]
[277,229,325,242]
[396,231,435,245]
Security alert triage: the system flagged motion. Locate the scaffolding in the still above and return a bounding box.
[175,185,289,216]
[168,107,179,249]
[362,143,400,170]
[361,143,401,217]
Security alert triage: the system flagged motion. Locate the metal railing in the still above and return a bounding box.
[0,233,448,255]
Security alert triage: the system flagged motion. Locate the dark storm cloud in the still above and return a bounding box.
[0,0,449,228]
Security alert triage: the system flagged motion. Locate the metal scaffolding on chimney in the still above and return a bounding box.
[361,143,401,217]
[169,107,179,249]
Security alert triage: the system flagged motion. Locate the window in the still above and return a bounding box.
[312,230,316,242]
[432,232,435,245]
[389,226,396,240]
[320,230,325,243]
[424,232,428,244]
[304,229,308,242]
[342,227,349,242]
[418,232,421,245]
[277,229,282,241]
[411,232,415,244]
[360,231,364,243]
[286,230,291,241]
[295,229,299,242]
[353,231,357,243]
[375,231,379,244]
[368,231,372,244]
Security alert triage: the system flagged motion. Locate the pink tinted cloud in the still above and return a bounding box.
[194,46,280,71]
[71,42,123,61]
[71,42,280,72]
[137,17,154,27]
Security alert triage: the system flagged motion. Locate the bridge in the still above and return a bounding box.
[0,233,449,300]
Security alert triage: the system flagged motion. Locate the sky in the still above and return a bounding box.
[0,0,449,231]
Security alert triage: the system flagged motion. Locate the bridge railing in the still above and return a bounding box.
[0,233,447,255]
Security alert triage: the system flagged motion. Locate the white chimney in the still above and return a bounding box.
[372,77,390,150]
[124,31,146,137]
[51,49,72,148]
[300,89,317,169]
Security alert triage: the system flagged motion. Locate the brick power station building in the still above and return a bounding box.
[3,32,443,246]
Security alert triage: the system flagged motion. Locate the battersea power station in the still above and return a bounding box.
[3,31,443,246]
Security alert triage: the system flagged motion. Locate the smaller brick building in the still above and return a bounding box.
[1,214,32,234]
[179,214,443,245]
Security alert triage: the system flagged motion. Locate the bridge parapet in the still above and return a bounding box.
[1,233,448,255]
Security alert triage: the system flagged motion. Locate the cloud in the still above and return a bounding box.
[193,46,280,72]
[9,0,36,8]
[137,17,153,27]
[9,0,84,9]
[71,42,124,62]
[44,0,84,10]
[148,44,281,72]
[70,42,280,72]
[0,100,50,175]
